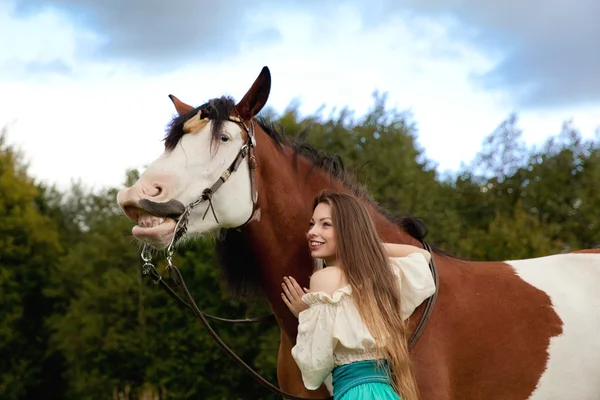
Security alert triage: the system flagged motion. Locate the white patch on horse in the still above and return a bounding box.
[182,120,255,233]
[138,118,255,238]
[507,253,600,400]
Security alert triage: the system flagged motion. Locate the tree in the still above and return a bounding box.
[457,202,556,261]
[450,115,600,260]
[0,129,63,399]
[276,92,459,249]
[520,122,600,250]
[44,178,281,399]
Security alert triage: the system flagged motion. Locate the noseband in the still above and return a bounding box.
[138,115,439,400]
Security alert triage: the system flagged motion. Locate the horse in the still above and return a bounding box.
[117,66,600,399]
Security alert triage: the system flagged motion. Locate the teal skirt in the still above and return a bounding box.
[331,360,400,400]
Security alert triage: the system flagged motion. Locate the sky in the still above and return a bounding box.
[1,0,599,191]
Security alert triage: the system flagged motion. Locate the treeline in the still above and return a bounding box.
[1,95,598,399]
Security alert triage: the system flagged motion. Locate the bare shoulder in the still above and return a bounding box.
[309,267,348,296]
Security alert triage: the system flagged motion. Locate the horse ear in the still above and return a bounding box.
[168,94,195,115]
[235,66,271,120]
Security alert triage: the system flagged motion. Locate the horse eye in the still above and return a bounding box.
[220,135,229,142]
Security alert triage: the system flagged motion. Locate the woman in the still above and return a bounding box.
[281,192,435,400]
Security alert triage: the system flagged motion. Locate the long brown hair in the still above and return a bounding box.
[313,191,420,400]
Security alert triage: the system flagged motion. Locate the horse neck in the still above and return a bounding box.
[244,135,417,337]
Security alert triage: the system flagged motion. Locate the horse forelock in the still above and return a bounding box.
[164,96,236,151]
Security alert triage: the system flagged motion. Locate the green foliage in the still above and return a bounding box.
[448,115,600,259]
[456,202,556,261]
[519,122,600,250]
[0,130,63,399]
[39,182,280,399]
[1,97,599,399]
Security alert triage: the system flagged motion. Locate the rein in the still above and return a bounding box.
[138,116,440,399]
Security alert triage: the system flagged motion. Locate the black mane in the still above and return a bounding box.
[255,118,429,237]
[164,96,431,298]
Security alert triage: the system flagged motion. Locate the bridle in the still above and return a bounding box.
[167,113,259,245]
[138,115,439,400]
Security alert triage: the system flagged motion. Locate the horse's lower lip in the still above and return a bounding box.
[132,218,177,248]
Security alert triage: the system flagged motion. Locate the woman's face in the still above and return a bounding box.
[307,202,337,264]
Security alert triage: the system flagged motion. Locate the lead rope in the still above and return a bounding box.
[140,245,334,400]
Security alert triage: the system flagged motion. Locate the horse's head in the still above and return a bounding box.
[117,67,271,249]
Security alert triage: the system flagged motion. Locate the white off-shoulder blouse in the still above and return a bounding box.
[290,253,436,391]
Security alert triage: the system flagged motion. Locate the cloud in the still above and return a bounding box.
[0,59,73,80]
[24,59,73,75]
[370,0,600,108]
[9,0,600,109]
[10,0,286,72]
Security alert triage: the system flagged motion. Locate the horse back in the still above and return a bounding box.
[412,251,600,400]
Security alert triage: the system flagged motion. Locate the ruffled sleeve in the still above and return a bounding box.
[290,287,351,390]
[388,253,436,320]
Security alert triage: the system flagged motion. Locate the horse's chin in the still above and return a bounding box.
[132,218,177,249]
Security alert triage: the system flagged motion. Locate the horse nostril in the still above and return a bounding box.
[142,184,163,197]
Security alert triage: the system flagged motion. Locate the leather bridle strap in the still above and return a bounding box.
[199,140,251,223]
[185,116,258,229]
[408,241,439,349]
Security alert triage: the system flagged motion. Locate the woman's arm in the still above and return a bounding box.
[382,243,431,263]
